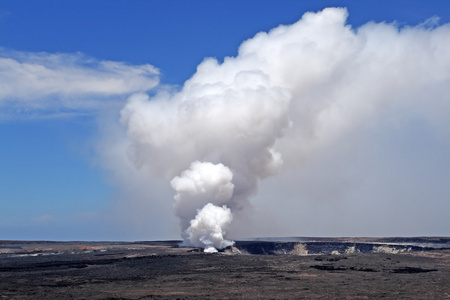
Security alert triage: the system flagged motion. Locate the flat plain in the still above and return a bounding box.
[1,238,449,299]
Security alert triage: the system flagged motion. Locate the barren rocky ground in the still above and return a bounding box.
[1,238,449,299]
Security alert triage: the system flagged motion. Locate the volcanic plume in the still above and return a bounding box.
[115,7,450,248]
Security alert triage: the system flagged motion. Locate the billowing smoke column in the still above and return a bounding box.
[170,161,235,251]
[185,202,234,253]
[118,8,450,249]
[121,51,291,250]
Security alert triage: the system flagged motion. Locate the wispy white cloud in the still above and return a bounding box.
[0,49,160,119]
[32,214,54,223]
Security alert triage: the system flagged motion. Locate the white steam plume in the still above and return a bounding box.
[170,161,234,234]
[185,203,234,252]
[109,7,450,243]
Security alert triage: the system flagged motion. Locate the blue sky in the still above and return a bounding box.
[1,1,450,241]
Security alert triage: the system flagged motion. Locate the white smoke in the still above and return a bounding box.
[185,203,234,252]
[170,161,234,235]
[105,7,450,242]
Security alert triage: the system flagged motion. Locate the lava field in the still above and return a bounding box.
[1,237,449,299]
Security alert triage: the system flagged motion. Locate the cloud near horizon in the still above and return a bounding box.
[0,49,160,119]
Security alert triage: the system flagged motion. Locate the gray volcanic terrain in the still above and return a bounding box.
[1,237,449,299]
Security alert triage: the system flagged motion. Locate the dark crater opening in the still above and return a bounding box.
[228,238,449,255]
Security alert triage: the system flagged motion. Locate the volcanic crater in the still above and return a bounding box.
[1,237,449,299]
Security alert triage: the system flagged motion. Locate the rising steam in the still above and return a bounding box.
[170,161,235,246]
[114,7,450,248]
[185,203,234,253]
